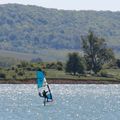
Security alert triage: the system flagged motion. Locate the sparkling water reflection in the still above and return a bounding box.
[0,84,120,120]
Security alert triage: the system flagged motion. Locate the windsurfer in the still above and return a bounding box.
[42,90,49,102]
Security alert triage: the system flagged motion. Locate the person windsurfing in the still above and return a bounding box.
[42,90,49,102]
[36,69,53,106]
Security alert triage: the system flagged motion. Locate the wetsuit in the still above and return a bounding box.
[42,90,48,102]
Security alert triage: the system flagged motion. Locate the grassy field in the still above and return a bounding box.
[0,49,81,62]
[104,69,120,80]
[0,56,120,81]
[1,68,120,81]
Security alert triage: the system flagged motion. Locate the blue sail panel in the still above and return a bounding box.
[36,71,45,88]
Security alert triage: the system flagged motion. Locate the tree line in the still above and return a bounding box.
[0,30,120,79]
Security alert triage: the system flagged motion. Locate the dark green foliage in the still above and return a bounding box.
[17,71,24,76]
[56,61,63,67]
[116,59,120,68]
[48,62,56,69]
[46,63,56,69]
[20,61,29,68]
[12,75,16,79]
[46,63,51,69]
[56,61,63,71]
[0,4,120,53]
[16,64,22,68]
[15,68,18,73]
[77,57,86,74]
[0,73,6,79]
[57,65,63,71]
[66,52,86,75]
[82,31,115,74]
[46,61,63,70]
[11,67,15,70]
[25,67,32,71]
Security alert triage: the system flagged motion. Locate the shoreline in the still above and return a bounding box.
[0,78,120,84]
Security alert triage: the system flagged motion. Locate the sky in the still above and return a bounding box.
[0,0,120,11]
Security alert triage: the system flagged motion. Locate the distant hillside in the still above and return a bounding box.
[0,49,78,62]
[0,4,120,54]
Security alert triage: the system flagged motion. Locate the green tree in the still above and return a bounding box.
[56,61,63,71]
[0,73,6,79]
[116,59,120,68]
[81,31,114,74]
[65,52,86,75]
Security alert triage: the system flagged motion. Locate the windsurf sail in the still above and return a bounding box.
[36,71,53,102]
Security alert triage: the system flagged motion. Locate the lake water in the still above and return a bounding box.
[0,84,120,120]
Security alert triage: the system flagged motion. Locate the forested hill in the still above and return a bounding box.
[0,4,120,53]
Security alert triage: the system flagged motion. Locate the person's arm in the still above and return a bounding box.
[39,92,43,97]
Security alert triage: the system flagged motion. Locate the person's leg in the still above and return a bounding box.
[47,97,49,102]
[43,98,46,106]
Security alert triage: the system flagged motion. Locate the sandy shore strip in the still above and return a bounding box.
[0,78,120,84]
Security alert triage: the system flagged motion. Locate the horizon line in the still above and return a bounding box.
[0,3,120,12]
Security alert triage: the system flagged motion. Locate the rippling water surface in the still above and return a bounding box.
[0,84,120,120]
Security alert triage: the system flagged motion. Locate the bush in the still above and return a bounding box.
[46,62,57,69]
[57,65,63,71]
[116,59,120,68]
[12,75,16,79]
[17,71,24,76]
[15,69,18,73]
[26,67,32,71]
[100,70,108,77]
[100,70,114,78]
[11,67,15,70]
[66,52,86,75]
[46,63,50,69]
[57,61,63,67]
[56,61,63,70]
[0,73,6,79]
[16,64,22,68]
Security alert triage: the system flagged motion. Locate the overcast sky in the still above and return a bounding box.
[0,0,120,11]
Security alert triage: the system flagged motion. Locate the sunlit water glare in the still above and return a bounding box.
[0,84,120,120]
